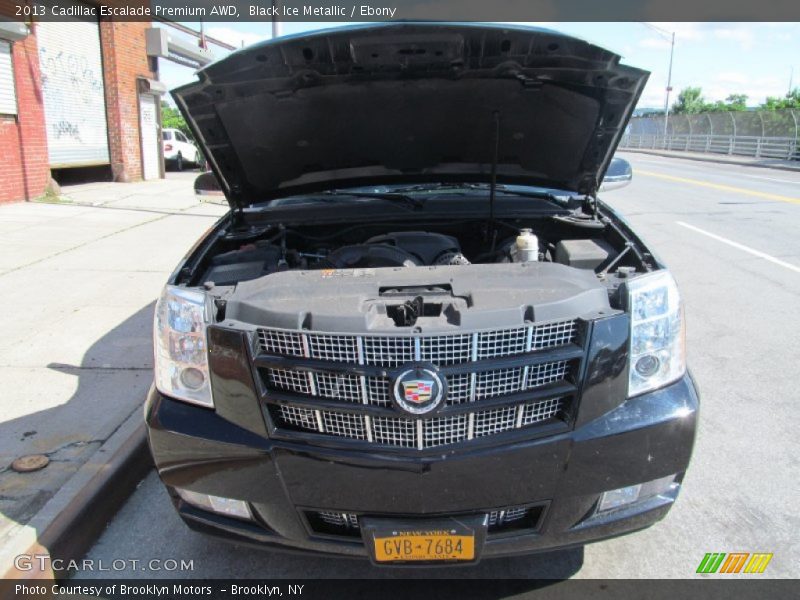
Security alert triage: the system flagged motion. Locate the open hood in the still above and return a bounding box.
[173,23,648,210]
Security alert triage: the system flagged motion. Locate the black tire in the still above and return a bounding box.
[176,152,184,171]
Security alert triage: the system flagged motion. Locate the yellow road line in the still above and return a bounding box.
[637,169,800,205]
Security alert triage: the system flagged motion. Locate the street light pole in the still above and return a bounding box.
[271,0,282,38]
[663,31,675,138]
[640,24,676,141]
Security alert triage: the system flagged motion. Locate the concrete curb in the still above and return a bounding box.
[620,148,800,173]
[0,407,152,584]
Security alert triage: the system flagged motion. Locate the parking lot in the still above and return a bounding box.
[66,153,800,579]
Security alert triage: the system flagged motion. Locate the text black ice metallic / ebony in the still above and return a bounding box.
[145,23,698,565]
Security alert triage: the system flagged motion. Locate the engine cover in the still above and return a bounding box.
[365,232,461,265]
[224,262,612,333]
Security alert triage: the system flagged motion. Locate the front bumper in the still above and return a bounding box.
[145,373,698,560]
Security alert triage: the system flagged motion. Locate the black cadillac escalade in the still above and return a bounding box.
[145,23,698,565]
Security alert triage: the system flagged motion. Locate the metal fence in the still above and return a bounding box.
[620,109,799,160]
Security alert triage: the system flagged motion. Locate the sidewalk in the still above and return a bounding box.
[0,172,227,576]
[619,147,800,172]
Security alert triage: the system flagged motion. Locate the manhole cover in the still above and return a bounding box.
[11,454,50,473]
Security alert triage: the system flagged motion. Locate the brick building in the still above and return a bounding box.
[0,2,165,203]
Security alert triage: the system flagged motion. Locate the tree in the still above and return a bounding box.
[671,87,708,114]
[760,88,800,110]
[161,101,192,139]
[723,94,748,111]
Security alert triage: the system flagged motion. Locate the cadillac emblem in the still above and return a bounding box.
[392,365,446,416]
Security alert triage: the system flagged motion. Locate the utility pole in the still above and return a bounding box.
[664,31,675,138]
[640,24,676,139]
[272,0,282,39]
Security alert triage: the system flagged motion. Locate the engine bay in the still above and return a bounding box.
[189,216,648,331]
[199,223,620,287]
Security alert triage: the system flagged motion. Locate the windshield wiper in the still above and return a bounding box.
[322,190,425,210]
[382,183,473,194]
[393,182,566,204]
[489,186,571,205]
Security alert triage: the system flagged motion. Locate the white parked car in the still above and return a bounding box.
[162,128,201,170]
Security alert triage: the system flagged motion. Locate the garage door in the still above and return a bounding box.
[0,41,17,115]
[139,94,160,180]
[37,7,110,167]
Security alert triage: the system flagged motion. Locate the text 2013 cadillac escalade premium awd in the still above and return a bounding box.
[145,23,698,565]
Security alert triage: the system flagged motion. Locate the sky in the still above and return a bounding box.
[158,22,800,110]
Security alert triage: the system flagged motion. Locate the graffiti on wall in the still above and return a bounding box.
[37,19,110,166]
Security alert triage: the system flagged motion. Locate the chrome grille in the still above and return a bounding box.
[277,405,318,430]
[420,334,473,365]
[258,320,578,448]
[264,361,570,406]
[258,329,304,357]
[477,327,528,359]
[268,369,311,395]
[475,368,525,399]
[532,320,576,350]
[366,376,391,405]
[362,336,414,367]
[308,334,359,363]
[445,373,472,404]
[473,405,518,438]
[422,414,469,448]
[314,372,362,403]
[257,320,577,365]
[527,360,569,388]
[273,398,565,449]
[520,397,563,426]
[321,411,367,440]
[372,416,417,448]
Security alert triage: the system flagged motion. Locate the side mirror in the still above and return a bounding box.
[194,171,224,198]
[599,157,632,192]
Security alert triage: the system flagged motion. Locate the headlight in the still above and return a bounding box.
[154,285,213,408]
[627,270,686,397]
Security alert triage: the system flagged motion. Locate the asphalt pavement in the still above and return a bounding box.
[76,154,800,580]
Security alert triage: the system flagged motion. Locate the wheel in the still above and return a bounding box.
[176,152,184,171]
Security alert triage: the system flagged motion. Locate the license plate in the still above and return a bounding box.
[363,516,487,564]
[373,530,475,562]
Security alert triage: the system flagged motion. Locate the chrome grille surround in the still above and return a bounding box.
[257,319,580,449]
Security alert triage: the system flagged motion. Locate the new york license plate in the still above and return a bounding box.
[362,517,487,564]
[373,530,475,562]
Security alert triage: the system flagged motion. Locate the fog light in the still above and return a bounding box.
[597,474,678,514]
[635,354,660,378]
[175,488,252,520]
[179,367,206,390]
[598,484,641,512]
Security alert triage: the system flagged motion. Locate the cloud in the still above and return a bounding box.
[639,37,671,50]
[703,73,786,104]
[638,86,668,109]
[712,27,756,51]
